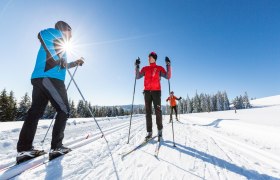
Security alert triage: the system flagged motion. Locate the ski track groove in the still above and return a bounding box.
[202,138,221,180]
[4,116,145,179]
[71,118,146,179]
[186,124,223,180]
[175,123,206,180]
[65,119,145,179]
[189,120,280,180]
[0,118,136,169]
[0,116,144,171]
[33,120,145,179]
[223,144,268,180]
[208,137,229,180]
[188,124,208,180]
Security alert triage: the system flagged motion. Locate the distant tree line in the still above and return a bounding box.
[0,88,251,122]
[0,89,132,122]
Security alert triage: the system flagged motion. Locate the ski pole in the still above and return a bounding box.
[66,68,108,143]
[127,57,139,144]
[127,75,137,144]
[40,65,79,145]
[66,68,120,179]
[166,58,176,147]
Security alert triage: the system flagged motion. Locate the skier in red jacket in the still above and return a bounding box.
[135,52,171,141]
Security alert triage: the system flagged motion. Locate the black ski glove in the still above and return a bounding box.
[165,56,171,65]
[135,57,140,69]
[179,97,182,100]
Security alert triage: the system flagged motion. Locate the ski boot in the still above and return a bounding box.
[49,146,72,160]
[145,132,153,141]
[16,148,46,164]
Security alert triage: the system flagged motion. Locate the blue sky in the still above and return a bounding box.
[0,0,280,105]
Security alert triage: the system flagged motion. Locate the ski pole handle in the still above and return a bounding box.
[165,56,171,65]
[135,57,140,68]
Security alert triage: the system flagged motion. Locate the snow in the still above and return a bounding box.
[251,95,280,107]
[0,96,280,179]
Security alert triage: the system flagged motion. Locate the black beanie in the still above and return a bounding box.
[149,52,157,61]
[55,21,72,31]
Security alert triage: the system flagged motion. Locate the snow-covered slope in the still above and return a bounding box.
[251,95,280,107]
[0,96,280,179]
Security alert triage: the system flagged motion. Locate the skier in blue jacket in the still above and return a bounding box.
[16,21,84,163]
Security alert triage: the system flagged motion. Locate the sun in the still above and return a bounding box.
[62,40,73,53]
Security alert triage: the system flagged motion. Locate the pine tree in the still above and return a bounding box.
[243,92,251,109]
[106,107,112,117]
[119,107,125,116]
[200,93,207,112]
[222,91,230,110]
[216,91,224,111]
[186,96,192,114]
[69,100,77,118]
[92,105,98,117]
[233,96,243,109]
[206,94,211,112]
[239,95,244,109]
[0,90,18,121]
[111,106,117,116]
[17,93,31,121]
[181,98,186,114]
[210,95,217,111]
[192,92,201,113]
[77,100,85,117]
[83,101,91,117]
[43,103,55,119]
[0,89,9,121]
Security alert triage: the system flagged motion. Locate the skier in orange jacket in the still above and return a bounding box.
[166,91,182,122]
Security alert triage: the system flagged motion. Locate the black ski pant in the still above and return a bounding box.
[144,90,163,133]
[17,78,70,152]
[170,106,178,120]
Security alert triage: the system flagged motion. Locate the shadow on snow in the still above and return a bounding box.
[161,140,279,180]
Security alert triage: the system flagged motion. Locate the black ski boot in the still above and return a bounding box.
[145,132,153,141]
[49,146,72,160]
[16,148,46,164]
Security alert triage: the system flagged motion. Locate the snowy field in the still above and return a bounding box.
[0,96,280,179]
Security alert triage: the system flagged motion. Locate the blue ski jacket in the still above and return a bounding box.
[31,28,67,81]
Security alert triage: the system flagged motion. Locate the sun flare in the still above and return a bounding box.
[62,40,73,53]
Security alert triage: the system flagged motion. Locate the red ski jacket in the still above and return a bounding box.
[136,63,171,91]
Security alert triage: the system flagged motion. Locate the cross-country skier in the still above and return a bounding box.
[166,91,182,122]
[135,52,171,141]
[16,21,84,163]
